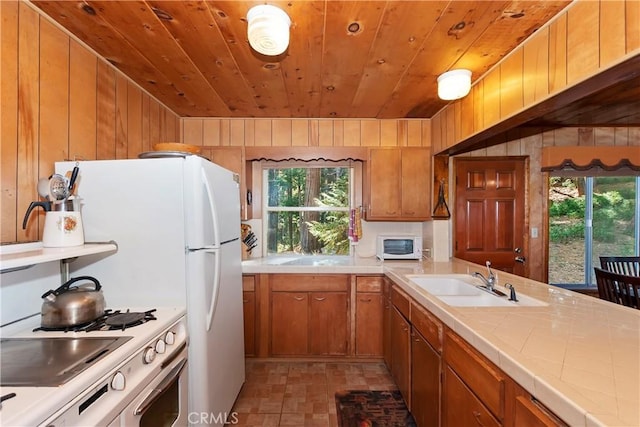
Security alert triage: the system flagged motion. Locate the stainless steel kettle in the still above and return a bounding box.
[41,276,106,328]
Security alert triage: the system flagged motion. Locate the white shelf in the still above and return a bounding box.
[0,241,118,272]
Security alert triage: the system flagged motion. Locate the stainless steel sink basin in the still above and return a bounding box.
[407,275,547,307]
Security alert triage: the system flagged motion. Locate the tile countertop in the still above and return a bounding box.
[242,256,640,427]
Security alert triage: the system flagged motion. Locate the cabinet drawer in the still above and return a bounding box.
[356,276,383,293]
[444,366,500,427]
[242,275,255,292]
[410,301,442,353]
[271,274,349,292]
[391,285,410,319]
[444,330,505,420]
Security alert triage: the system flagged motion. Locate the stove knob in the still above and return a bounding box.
[165,331,175,345]
[155,339,166,354]
[111,371,126,391]
[142,346,156,364]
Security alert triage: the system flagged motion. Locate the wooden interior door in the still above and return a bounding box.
[454,158,527,277]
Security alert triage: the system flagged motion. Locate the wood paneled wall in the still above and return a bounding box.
[181,118,431,148]
[1,2,180,243]
[461,127,640,282]
[431,0,640,153]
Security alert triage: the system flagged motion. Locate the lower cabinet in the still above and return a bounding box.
[390,306,411,406]
[443,365,500,427]
[270,274,349,356]
[355,275,384,356]
[382,278,393,368]
[410,301,442,427]
[242,275,256,357]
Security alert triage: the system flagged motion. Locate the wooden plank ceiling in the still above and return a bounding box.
[32,0,572,119]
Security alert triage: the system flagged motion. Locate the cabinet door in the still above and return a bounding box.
[309,292,348,355]
[444,366,500,427]
[242,291,256,356]
[382,281,393,369]
[401,148,431,219]
[271,292,308,355]
[411,330,441,427]
[513,396,567,427]
[367,148,401,219]
[201,146,249,220]
[390,306,411,408]
[355,292,383,356]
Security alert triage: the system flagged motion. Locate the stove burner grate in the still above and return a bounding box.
[33,309,157,332]
[104,309,157,331]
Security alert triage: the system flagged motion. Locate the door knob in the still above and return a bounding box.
[515,256,526,263]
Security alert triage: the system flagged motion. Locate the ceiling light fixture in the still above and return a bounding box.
[247,5,291,56]
[437,69,472,100]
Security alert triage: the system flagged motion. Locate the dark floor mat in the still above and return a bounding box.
[335,390,417,427]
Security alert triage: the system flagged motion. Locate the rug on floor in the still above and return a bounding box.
[335,390,417,427]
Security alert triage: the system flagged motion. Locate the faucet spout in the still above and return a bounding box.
[473,261,497,291]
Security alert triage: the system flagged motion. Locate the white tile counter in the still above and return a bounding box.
[242,256,640,427]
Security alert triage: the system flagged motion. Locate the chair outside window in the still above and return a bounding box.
[599,256,640,276]
[594,267,640,309]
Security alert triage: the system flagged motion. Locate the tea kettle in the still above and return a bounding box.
[41,276,105,328]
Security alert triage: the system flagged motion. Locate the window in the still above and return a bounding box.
[263,163,354,256]
[548,176,640,286]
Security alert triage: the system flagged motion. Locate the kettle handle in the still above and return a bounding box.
[41,276,101,299]
[22,201,52,229]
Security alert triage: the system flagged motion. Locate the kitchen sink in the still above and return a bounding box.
[406,275,547,307]
[281,256,353,266]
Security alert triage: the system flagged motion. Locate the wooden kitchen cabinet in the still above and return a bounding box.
[365,147,431,221]
[410,301,443,427]
[355,276,383,356]
[511,384,568,427]
[443,329,506,426]
[382,278,393,369]
[271,292,309,355]
[444,365,501,427]
[242,275,257,356]
[201,146,251,220]
[269,274,349,356]
[390,285,412,407]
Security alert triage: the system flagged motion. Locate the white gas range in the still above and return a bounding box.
[0,306,187,427]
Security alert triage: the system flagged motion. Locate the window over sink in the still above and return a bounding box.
[262,161,357,256]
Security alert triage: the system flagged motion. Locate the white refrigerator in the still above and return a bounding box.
[56,156,245,426]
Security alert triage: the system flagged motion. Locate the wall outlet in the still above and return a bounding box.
[531,227,538,238]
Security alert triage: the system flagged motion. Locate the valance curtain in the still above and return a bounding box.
[245,147,368,162]
[541,146,640,176]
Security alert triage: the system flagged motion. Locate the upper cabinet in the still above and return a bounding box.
[200,147,252,221]
[365,147,431,221]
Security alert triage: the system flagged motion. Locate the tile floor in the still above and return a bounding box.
[231,360,398,426]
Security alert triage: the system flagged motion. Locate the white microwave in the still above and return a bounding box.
[376,235,423,260]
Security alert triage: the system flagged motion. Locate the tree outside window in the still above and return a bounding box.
[548,176,639,286]
[264,166,352,255]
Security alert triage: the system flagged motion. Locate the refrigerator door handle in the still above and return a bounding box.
[205,248,222,332]
[201,168,220,247]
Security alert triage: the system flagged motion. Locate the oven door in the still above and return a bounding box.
[119,346,188,427]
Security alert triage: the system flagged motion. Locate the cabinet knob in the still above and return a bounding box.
[359,298,372,303]
[294,296,305,301]
[472,411,487,426]
[313,297,326,301]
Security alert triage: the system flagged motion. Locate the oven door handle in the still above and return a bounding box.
[133,357,187,416]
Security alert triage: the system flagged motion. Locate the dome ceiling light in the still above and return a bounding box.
[437,69,472,101]
[247,5,291,56]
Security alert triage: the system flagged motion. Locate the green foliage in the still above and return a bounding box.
[267,167,350,255]
[549,179,636,244]
[306,178,350,255]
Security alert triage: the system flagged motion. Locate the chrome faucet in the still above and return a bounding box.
[473,261,496,292]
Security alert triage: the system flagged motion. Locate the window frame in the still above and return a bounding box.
[260,160,359,257]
